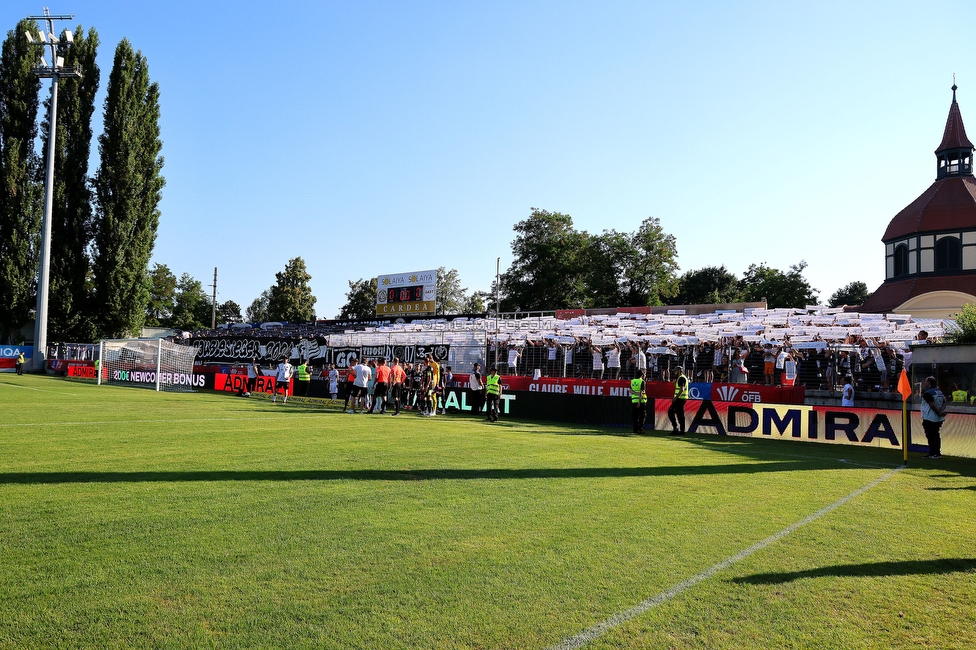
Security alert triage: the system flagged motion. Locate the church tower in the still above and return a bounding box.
[861,84,976,317]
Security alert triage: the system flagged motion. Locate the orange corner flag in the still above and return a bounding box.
[897,369,912,401]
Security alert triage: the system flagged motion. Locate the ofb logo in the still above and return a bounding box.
[715,386,739,402]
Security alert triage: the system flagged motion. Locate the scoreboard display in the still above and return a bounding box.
[386,285,425,304]
[375,270,437,316]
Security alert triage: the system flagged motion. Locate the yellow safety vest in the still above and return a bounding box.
[630,378,645,404]
[486,375,501,395]
[952,389,967,403]
[297,364,309,381]
[673,375,689,399]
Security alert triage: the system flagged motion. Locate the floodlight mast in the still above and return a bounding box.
[26,8,83,372]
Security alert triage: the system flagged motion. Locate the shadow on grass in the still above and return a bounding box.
[927,485,976,491]
[0,458,855,485]
[733,558,976,584]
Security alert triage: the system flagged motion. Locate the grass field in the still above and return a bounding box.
[1,374,975,649]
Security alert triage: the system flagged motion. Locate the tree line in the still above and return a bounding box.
[0,18,162,343]
[338,208,871,318]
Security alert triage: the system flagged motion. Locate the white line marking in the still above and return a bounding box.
[0,382,77,396]
[0,414,321,428]
[549,466,904,650]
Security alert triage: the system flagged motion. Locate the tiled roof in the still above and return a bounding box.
[936,93,974,152]
[882,176,976,241]
[861,274,976,313]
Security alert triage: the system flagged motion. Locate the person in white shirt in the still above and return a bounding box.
[546,340,558,377]
[841,375,855,407]
[506,345,521,376]
[349,360,372,413]
[606,343,621,380]
[273,358,294,404]
[590,344,604,379]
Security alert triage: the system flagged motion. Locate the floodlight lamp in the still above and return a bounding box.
[24,31,34,43]
[48,32,58,44]
[36,30,46,43]
[63,30,73,43]
[39,56,48,67]
[55,56,64,68]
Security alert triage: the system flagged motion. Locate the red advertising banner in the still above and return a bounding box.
[213,373,292,394]
[67,363,98,379]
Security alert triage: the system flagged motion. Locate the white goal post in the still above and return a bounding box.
[98,338,200,392]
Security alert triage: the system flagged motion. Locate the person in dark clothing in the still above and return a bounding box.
[920,375,947,458]
[668,371,689,434]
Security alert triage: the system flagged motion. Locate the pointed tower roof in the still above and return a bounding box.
[935,84,974,153]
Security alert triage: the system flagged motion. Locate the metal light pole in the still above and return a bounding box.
[26,9,83,371]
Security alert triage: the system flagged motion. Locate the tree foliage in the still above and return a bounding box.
[218,300,242,324]
[501,209,679,311]
[739,261,818,309]
[246,289,271,323]
[829,281,871,308]
[91,39,164,337]
[501,209,590,311]
[266,257,316,322]
[336,278,377,320]
[672,265,742,305]
[45,25,99,342]
[145,263,176,327]
[948,303,976,344]
[0,18,42,342]
[436,267,469,315]
[169,272,210,330]
[622,216,679,306]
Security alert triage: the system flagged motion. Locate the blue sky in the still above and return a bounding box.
[6,1,975,317]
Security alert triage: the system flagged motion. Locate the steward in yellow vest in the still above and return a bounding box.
[668,371,688,434]
[296,362,310,397]
[485,369,501,422]
[951,387,968,403]
[631,370,647,434]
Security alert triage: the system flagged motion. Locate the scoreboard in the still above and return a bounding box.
[375,270,437,316]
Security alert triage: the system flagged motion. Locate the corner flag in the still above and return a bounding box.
[897,369,912,401]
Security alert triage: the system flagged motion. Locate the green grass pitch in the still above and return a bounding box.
[1,374,975,649]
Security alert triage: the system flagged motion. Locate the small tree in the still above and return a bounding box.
[948,303,976,344]
[672,265,741,306]
[336,278,377,320]
[218,300,242,324]
[266,257,316,322]
[828,281,871,308]
[246,289,270,323]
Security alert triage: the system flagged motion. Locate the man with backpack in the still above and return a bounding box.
[920,376,947,459]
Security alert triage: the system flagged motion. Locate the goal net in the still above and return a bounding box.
[98,339,200,392]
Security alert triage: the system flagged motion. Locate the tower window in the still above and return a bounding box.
[935,236,961,271]
[893,244,909,276]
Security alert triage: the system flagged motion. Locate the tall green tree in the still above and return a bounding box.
[0,18,42,343]
[739,261,818,308]
[266,257,316,322]
[828,281,871,308]
[622,216,679,306]
[44,25,99,341]
[145,262,176,327]
[672,265,742,305]
[501,208,589,311]
[436,267,469,315]
[169,272,210,330]
[91,39,164,338]
[246,289,271,323]
[336,278,377,320]
[584,230,631,308]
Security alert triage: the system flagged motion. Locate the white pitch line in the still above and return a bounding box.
[549,466,904,650]
[0,414,322,428]
[0,382,77,396]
